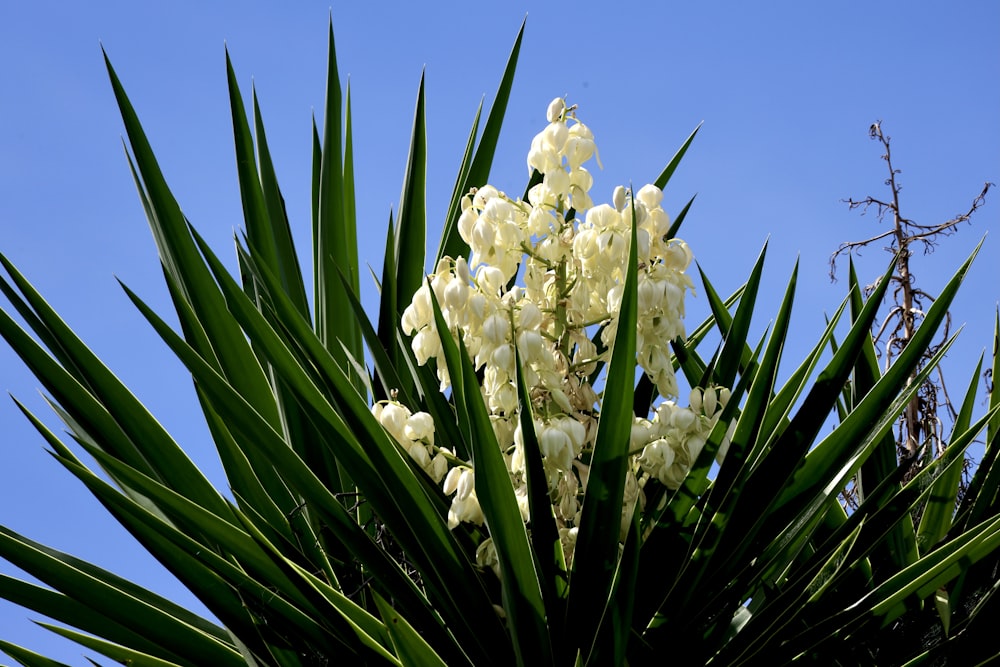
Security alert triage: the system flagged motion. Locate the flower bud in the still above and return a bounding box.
[613,185,627,212]
[638,279,659,313]
[718,387,732,409]
[564,136,594,171]
[443,466,462,495]
[471,217,495,255]
[686,435,706,462]
[546,97,566,123]
[629,418,652,450]
[457,207,477,245]
[468,294,486,322]
[490,382,518,415]
[703,387,718,416]
[689,387,703,414]
[455,256,471,284]
[473,185,499,209]
[456,468,475,500]
[542,121,569,152]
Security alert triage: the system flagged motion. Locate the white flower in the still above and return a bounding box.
[429,449,450,484]
[482,312,510,348]
[540,425,574,471]
[477,538,502,580]
[564,122,595,171]
[637,438,675,484]
[560,527,579,568]
[403,411,435,446]
[557,470,579,520]
[408,442,430,468]
[401,283,432,335]
[411,328,440,366]
[635,183,663,209]
[444,277,470,313]
[443,467,484,529]
[375,402,410,443]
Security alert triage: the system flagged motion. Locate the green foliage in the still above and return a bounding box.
[1,18,998,667]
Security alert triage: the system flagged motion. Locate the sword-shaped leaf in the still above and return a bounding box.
[430,285,547,666]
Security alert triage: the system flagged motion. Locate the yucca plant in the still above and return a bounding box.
[1,19,998,666]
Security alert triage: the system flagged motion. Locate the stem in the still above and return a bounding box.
[882,128,922,462]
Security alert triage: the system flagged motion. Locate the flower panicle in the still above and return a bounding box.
[394,98,716,568]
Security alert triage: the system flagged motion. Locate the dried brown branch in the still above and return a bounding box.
[831,121,990,481]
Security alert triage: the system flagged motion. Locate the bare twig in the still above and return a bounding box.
[832,121,990,490]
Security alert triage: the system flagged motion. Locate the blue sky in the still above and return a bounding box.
[1,2,998,661]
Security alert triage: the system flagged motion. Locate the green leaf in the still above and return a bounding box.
[781,240,982,514]
[749,294,851,471]
[34,624,187,667]
[0,255,228,518]
[806,519,866,603]
[251,86,311,320]
[0,574,181,664]
[0,525,243,666]
[754,333,960,592]
[430,285,547,666]
[117,282,454,639]
[140,232,506,665]
[669,279,745,392]
[226,48,279,279]
[375,212,403,398]
[713,241,767,388]
[0,639,74,667]
[439,100,481,261]
[436,19,525,264]
[233,512,399,664]
[41,437,344,659]
[394,72,428,312]
[653,123,701,191]
[957,307,1000,529]
[313,20,362,386]
[374,592,447,667]
[664,193,695,241]
[514,340,569,619]
[568,198,639,658]
[690,261,799,577]
[714,255,898,564]
[917,355,983,555]
[590,504,641,666]
[846,258,917,580]
[104,51,281,430]
[868,513,1000,627]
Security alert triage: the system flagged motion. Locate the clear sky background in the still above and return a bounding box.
[1,2,998,662]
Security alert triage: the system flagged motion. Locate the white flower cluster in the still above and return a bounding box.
[635,386,735,489]
[371,401,450,483]
[387,99,720,567]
